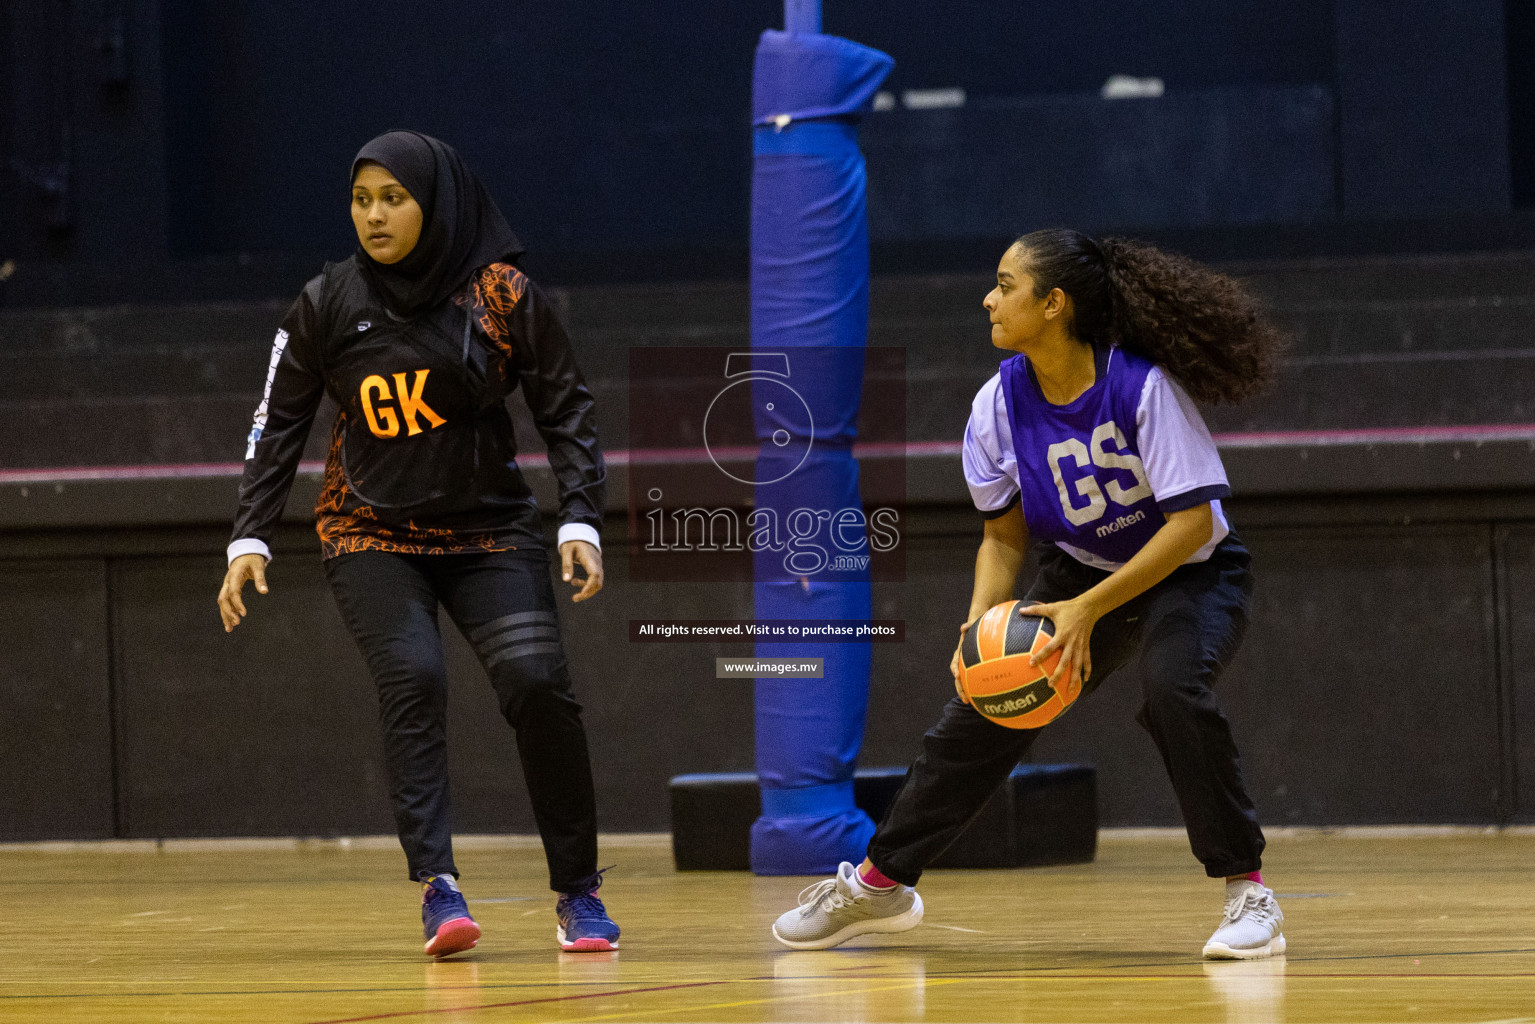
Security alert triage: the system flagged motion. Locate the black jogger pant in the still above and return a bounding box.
[324,547,599,892]
[867,536,1264,885]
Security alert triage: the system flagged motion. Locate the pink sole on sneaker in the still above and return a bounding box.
[556,923,619,951]
[425,917,481,958]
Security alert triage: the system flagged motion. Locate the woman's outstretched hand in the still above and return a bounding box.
[218,553,269,632]
[1020,595,1101,692]
[560,540,604,603]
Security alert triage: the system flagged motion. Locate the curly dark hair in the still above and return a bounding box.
[1012,228,1285,404]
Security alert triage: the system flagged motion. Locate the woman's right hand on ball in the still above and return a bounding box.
[218,553,269,632]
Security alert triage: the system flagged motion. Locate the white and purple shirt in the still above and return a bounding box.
[962,346,1230,571]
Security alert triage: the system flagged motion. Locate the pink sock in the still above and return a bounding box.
[1226,871,1262,884]
[859,862,899,890]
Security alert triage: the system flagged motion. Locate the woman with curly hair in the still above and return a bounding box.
[216,131,619,958]
[771,228,1287,959]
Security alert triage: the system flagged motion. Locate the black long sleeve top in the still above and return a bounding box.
[229,259,605,562]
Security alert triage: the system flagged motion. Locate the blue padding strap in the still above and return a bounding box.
[752,29,893,123]
[760,780,856,818]
[753,121,857,157]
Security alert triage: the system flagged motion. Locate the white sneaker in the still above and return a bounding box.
[771,862,924,950]
[1203,880,1285,959]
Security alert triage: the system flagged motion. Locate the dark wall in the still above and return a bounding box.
[3,458,1534,842]
[149,0,1338,260]
[863,86,1337,241]
[5,252,1534,472]
[112,552,396,837]
[154,0,776,261]
[1510,0,1535,208]
[1,0,169,263]
[827,1,1333,93]
[0,559,113,840]
[1503,526,1535,818]
[1,0,1525,304]
[1335,0,1509,217]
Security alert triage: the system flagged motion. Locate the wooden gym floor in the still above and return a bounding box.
[2,830,1533,1023]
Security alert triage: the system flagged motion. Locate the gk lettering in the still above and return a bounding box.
[360,370,447,438]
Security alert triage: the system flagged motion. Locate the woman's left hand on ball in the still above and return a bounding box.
[1020,596,1100,691]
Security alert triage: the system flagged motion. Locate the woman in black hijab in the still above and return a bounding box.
[218,130,618,957]
[349,130,524,315]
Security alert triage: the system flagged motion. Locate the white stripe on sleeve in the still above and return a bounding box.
[245,328,291,459]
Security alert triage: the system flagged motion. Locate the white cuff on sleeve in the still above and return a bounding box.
[556,522,601,552]
[227,538,272,565]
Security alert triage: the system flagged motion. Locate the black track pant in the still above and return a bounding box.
[867,536,1264,885]
[324,547,599,892]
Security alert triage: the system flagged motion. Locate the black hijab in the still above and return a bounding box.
[350,130,525,317]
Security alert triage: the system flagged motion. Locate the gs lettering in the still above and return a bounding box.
[1046,421,1152,525]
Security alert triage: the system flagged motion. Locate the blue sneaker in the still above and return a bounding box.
[556,872,620,951]
[421,874,480,958]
